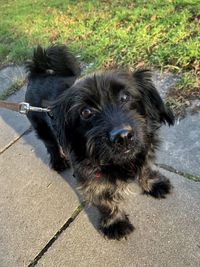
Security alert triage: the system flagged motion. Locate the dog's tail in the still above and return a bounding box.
[26,44,81,77]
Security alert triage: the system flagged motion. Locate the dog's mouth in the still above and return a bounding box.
[113,140,136,154]
[97,146,135,166]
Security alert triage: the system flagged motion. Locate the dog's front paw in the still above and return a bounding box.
[100,217,134,240]
[147,176,172,199]
[50,157,70,172]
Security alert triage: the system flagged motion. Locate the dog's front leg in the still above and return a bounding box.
[73,160,134,240]
[138,165,172,198]
[96,196,134,240]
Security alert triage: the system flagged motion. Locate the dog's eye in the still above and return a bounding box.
[80,107,93,120]
[119,92,131,103]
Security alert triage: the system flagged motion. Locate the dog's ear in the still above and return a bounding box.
[132,69,175,126]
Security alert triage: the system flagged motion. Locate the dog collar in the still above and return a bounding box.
[95,172,102,180]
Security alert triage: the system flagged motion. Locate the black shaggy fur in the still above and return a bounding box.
[25,45,175,240]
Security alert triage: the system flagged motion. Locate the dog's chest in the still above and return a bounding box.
[99,164,138,182]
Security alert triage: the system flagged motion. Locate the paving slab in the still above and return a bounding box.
[37,169,200,267]
[0,131,80,267]
[0,86,30,153]
[0,65,26,95]
[157,114,200,178]
[152,71,179,99]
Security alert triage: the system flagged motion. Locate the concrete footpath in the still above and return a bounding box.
[0,69,200,267]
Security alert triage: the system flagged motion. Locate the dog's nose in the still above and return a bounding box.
[109,125,133,145]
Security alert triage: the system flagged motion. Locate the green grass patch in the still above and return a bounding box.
[0,0,199,102]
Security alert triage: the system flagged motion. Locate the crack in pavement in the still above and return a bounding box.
[28,203,85,267]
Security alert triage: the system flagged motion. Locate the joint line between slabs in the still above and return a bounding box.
[0,127,32,155]
[28,203,85,267]
[156,163,200,182]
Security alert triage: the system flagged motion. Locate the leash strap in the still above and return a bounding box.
[0,100,50,114]
[0,100,20,112]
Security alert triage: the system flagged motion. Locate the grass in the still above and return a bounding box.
[185,173,200,182]
[0,79,26,100]
[0,0,199,108]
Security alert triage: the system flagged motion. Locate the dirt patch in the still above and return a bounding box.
[166,80,200,118]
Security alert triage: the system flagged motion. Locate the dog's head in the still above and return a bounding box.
[54,69,174,165]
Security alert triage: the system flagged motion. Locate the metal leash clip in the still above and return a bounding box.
[19,102,51,114]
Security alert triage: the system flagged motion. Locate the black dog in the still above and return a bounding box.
[25,45,174,240]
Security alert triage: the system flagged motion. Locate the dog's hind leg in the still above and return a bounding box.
[138,165,172,198]
[28,113,70,172]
